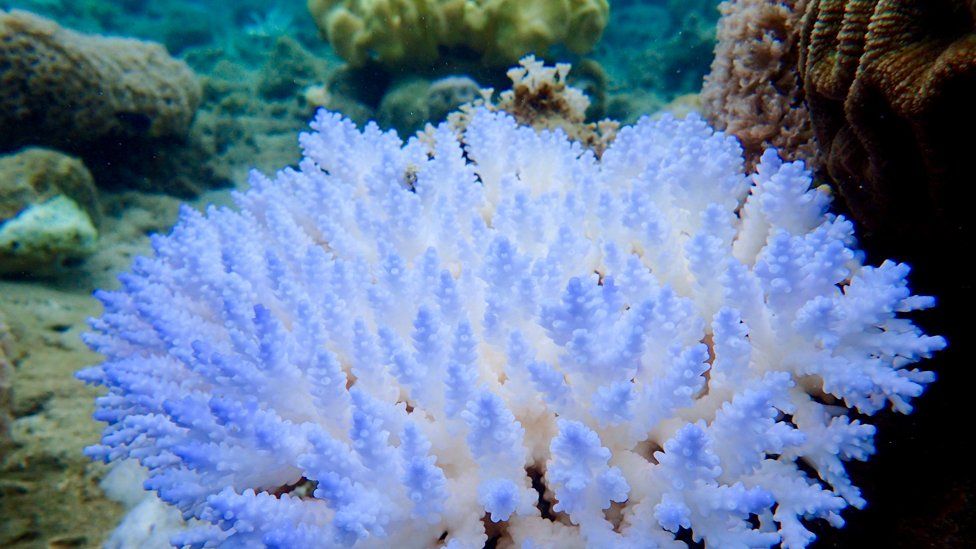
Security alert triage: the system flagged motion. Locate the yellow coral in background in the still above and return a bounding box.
[308,0,609,68]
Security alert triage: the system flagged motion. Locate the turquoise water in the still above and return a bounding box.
[3,0,719,117]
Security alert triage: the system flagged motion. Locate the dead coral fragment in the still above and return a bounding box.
[447,56,618,156]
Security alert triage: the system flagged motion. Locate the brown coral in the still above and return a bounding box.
[702,0,817,169]
[493,57,618,156]
[798,0,976,238]
[0,10,201,153]
[436,57,617,156]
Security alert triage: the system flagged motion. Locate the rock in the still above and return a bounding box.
[0,148,100,276]
[378,78,436,136]
[0,10,201,153]
[425,76,483,125]
[0,281,123,547]
[329,63,391,107]
[378,75,482,136]
[0,10,220,196]
[0,311,12,447]
[0,196,98,277]
[257,36,329,100]
[0,148,101,226]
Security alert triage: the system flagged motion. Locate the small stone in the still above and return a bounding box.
[0,196,98,277]
[0,148,100,276]
[0,148,100,225]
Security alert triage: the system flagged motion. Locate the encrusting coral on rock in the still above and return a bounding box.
[0,9,200,153]
[79,56,944,547]
[308,0,609,68]
[701,0,816,169]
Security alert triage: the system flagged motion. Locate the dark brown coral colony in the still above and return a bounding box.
[798,0,976,240]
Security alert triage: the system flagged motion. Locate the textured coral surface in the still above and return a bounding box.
[80,104,943,547]
[702,0,816,169]
[308,0,609,68]
[798,0,975,238]
[0,10,200,152]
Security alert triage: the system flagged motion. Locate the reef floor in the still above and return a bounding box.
[0,189,233,547]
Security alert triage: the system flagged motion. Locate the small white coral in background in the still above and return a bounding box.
[80,86,943,546]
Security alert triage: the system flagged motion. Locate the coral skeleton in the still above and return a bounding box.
[80,97,944,547]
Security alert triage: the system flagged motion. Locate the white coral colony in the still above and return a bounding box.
[80,70,945,547]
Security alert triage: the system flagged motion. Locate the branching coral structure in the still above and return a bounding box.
[79,103,944,547]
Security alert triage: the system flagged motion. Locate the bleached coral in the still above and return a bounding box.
[80,102,944,547]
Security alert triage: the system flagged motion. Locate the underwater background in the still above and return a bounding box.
[0,0,972,547]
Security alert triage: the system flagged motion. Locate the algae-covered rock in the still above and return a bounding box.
[378,75,481,135]
[0,196,99,276]
[0,148,101,225]
[0,148,100,276]
[0,310,12,447]
[0,10,201,152]
[377,79,434,136]
[0,281,125,547]
[309,0,609,69]
[426,76,483,125]
[257,35,329,100]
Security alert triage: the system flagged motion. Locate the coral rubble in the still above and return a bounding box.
[0,148,101,276]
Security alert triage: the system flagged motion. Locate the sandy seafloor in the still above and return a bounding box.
[1,189,235,547]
